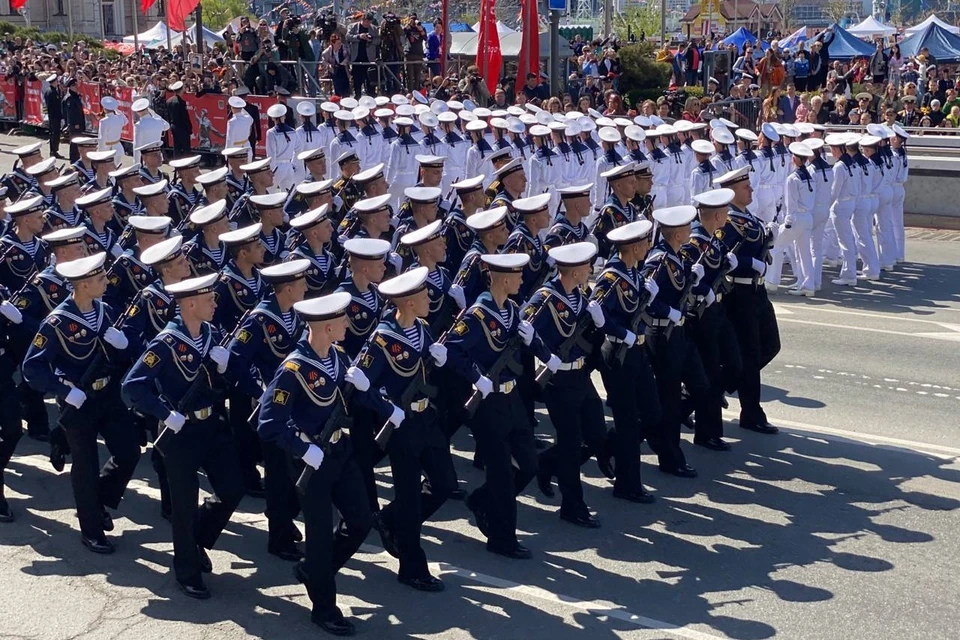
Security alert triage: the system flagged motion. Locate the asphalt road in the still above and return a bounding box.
[1,134,959,640]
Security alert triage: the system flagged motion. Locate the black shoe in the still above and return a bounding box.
[560,511,601,528]
[313,616,356,636]
[596,454,616,480]
[721,397,729,409]
[535,437,549,450]
[52,153,66,160]
[465,493,489,537]
[681,413,696,430]
[487,543,533,559]
[101,508,114,532]
[294,560,310,586]
[448,487,467,501]
[0,499,13,523]
[537,468,555,498]
[694,437,732,451]
[50,439,67,473]
[268,541,304,562]
[398,575,445,592]
[659,464,698,479]
[612,488,656,504]
[740,420,779,435]
[290,524,303,543]
[374,513,399,559]
[178,578,211,599]
[81,535,115,554]
[197,546,213,573]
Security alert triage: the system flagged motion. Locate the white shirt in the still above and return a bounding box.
[98,112,128,147]
[226,110,254,148]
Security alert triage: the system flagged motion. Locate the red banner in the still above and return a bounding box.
[112,86,135,142]
[79,81,102,134]
[184,93,230,151]
[0,77,17,121]
[518,0,539,86]
[476,0,502,96]
[23,80,43,126]
[247,95,274,158]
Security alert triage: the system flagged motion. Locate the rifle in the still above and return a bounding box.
[702,239,743,307]
[611,259,662,365]
[533,284,612,388]
[294,385,356,495]
[665,251,709,339]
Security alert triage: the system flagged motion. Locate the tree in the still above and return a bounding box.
[617,4,664,43]
[822,0,852,24]
[199,0,252,31]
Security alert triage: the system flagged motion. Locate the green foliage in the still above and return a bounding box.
[617,42,671,105]
[617,5,663,42]
[200,0,254,31]
[0,23,104,49]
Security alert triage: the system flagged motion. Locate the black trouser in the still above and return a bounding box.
[433,370,471,483]
[262,439,300,546]
[172,129,191,156]
[539,368,607,517]
[379,408,456,581]
[598,338,660,494]
[646,325,708,470]
[724,283,780,426]
[295,435,372,623]
[68,124,83,163]
[351,63,374,98]
[227,390,262,490]
[59,385,141,540]
[161,414,245,585]
[0,360,23,503]
[517,351,539,429]
[468,387,537,550]
[347,400,385,513]
[687,303,742,441]
[48,118,61,155]
[143,418,172,516]
[406,56,424,92]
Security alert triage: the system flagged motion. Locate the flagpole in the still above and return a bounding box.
[167,1,173,52]
[133,0,140,56]
[66,0,73,39]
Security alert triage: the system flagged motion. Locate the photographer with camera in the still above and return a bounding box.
[404,13,427,92]
[379,13,405,94]
[347,12,380,98]
[458,65,490,104]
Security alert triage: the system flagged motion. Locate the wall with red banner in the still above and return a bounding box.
[185,93,231,152]
[0,78,17,121]
[23,80,43,126]
[113,86,135,142]
[79,82,102,132]
[247,96,274,157]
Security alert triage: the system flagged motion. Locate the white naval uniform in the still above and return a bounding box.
[385,134,421,211]
[294,124,325,181]
[768,166,816,292]
[851,155,880,280]
[441,131,468,193]
[226,110,255,161]
[891,148,908,262]
[688,159,717,202]
[829,155,860,283]
[873,153,897,270]
[733,149,761,191]
[465,141,496,189]
[266,124,301,191]
[808,157,834,290]
[527,146,565,214]
[648,148,671,209]
[328,130,361,176]
[593,149,624,213]
[98,111,128,166]
[662,143,687,207]
[357,124,382,170]
[133,113,170,164]
[753,146,781,224]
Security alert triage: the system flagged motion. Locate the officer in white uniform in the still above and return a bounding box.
[889,124,910,263]
[688,139,718,201]
[132,99,170,165]
[826,133,860,286]
[438,112,467,192]
[851,135,880,281]
[225,96,254,162]
[385,117,421,211]
[867,124,896,271]
[266,103,300,192]
[98,96,128,167]
[806,138,833,291]
[753,123,781,224]
[294,102,324,183]
[768,141,816,295]
[527,124,564,214]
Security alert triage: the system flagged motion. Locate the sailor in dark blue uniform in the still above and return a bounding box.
[227,260,310,562]
[2,142,43,199]
[78,187,121,259]
[487,158,527,229]
[502,193,551,302]
[345,193,395,247]
[287,205,339,296]
[392,186,442,271]
[109,164,146,235]
[167,155,204,226]
[0,281,24,521]
[329,111,360,177]
[70,138,99,186]
[592,162,637,260]
[106,215,171,308]
[248,193,289,266]
[592,220,660,504]
[400,220,464,329]
[354,267,455,593]
[284,178,335,225]
[297,146,329,183]
[132,179,171,219]
[479,148,514,209]
[713,166,781,436]
[196,166,229,210]
[454,207,509,307]
[230,158,275,228]
[446,253,555,558]
[543,184,595,254]
[78,151,116,196]
[257,292,373,636]
[183,201,230,275]
[524,243,608,529]
[338,163,388,239]
[331,150,364,216]
[24,157,60,210]
[397,155,451,221]
[684,189,744,451]
[121,272,244,599]
[629,161,656,220]
[441,174,485,274]
[136,141,169,186]
[222,147,251,211]
[641,205,709,479]
[44,172,84,231]
[23,252,141,554]
[1,195,50,292]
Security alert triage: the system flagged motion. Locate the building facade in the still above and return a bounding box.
[0,0,166,39]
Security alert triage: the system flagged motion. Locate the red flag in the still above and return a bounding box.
[10,0,27,11]
[141,0,157,14]
[167,0,199,32]
[517,0,539,85]
[475,0,502,97]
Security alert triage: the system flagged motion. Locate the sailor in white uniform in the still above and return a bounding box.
[265,103,300,192]
[768,141,816,296]
[98,96,128,167]
[385,117,421,211]
[131,98,170,166]
[225,96,254,162]
[294,101,324,182]
[825,133,860,286]
[526,124,565,214]
[438,111,468,192]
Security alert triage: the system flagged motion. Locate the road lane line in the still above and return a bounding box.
[777,318,960,341]
[773,305,960,326]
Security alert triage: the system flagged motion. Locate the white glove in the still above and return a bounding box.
[163,411,186,433]
[644,277,659,301]
[667,307,682,324]
[751,258,767,275]
[474,375,493,398]
[0,300,22,324]
[546,354,562,373]
[782,218,793,230]
[103,326,128,350]
[705,289,716,306]
[690,263,705,285]
[447,283,466,309]
[429,342,447,367]
[388,404,406,427]
[388,251,403,273]
[110,243,123,259]
[587,300,605,328]
[623,330,637,347]
[65,387,87,409]
[302,444,324,470]
[518,320,535,346]
[209,345,230,374]
[345,366,369,392]
[726,252,738,270]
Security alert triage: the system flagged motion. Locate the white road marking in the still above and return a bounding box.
[774,304,960,326]
[778,317,960,342]
[780,364,959,400]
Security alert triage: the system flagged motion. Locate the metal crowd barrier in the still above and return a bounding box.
[704,98,762,132]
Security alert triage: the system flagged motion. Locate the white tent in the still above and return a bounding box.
[906,14,960,35]
[162,24,226,49]
[122,21,179,46]
[847,15,897,38]
[217,17,245,37]
[470,20,516,35]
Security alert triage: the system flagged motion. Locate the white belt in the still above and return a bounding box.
[608,334,646,346]
[299,429,341,445]
[91,376,111,391]
[646,317,676,327]
[555,357,586,371]
[496,379,517,394]
[408,398,430,413]
[230,140,251,147]
[731,276,764,285]
[106,140,120,146]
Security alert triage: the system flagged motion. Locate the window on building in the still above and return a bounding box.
[102,1,116,35]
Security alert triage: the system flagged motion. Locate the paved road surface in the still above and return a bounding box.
[1,134,958,639]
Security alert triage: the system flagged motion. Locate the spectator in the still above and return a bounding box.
[795,92,809,123]
[733,46,756,82]
[237,17,261,62]
[458,65,490,103]
[869,40,888,86]
[929,99,945,126]
[888,44,902,89]
[681,96,701,122]
[427,20,442,78]
[403,14,427,92]
[604,92,626,116]
[347,12,380,98]
[322,33,351,97]
[793,48,810,92]
[941,88,960,115]
[521,72,548,102]
[762,87,782,123]
[683,40,700,87]
[778,83,800,123]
